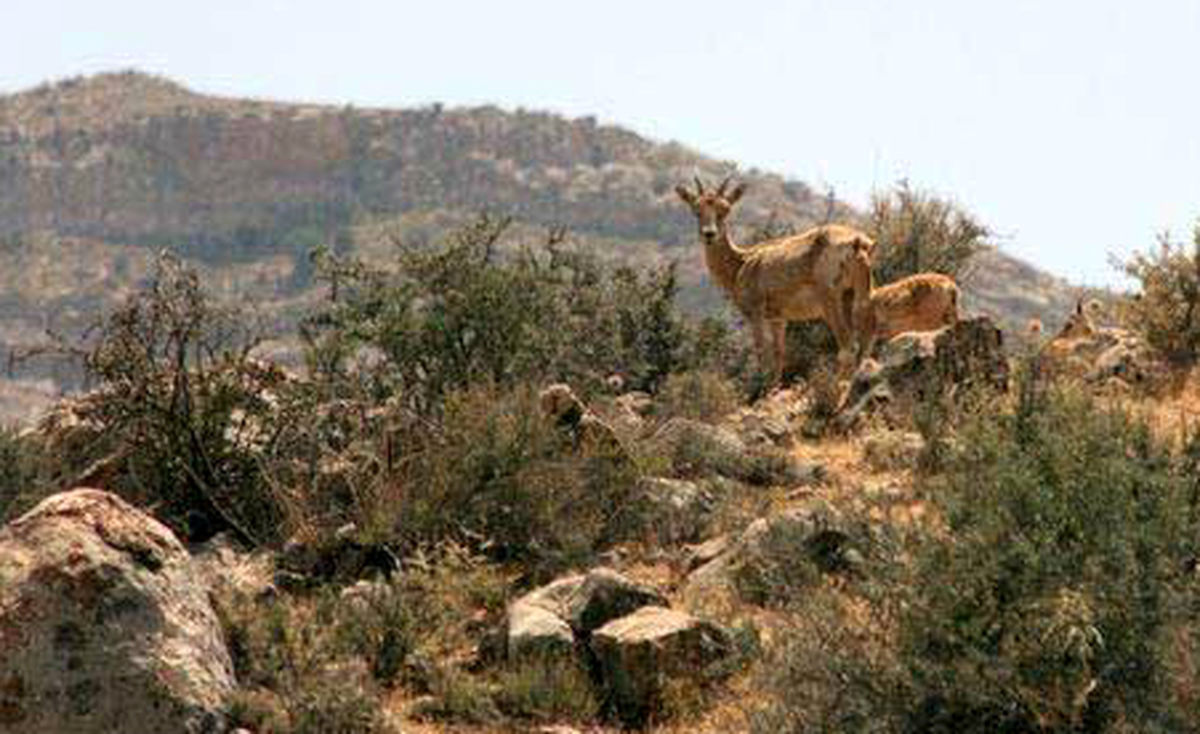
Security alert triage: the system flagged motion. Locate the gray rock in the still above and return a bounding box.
[687,499,852,594]
[189,531,276,602]
[0,489,235,734]
[503,568,668,660]
[622,477,716,546]
[507,601,576,660]
[590,606,732,727]
[682,534,732,572]
[564,568,668,635]
[649,418,822,486]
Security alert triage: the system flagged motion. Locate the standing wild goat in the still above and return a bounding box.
[868,272,959,341]
[675,177,874,382]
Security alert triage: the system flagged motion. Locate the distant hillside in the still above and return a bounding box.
[0,71,1085,422]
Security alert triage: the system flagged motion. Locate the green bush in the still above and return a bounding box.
[1117,224,1200,364]
[412,667,501,725]
[756,388,1200,732]
[655,369,741,423]
[333,546,509,688]
[302,215,703,411]
[904,389,1193,731]
[21,253,287,544]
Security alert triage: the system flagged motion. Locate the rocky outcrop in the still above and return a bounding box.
[0,488,235,734]
[720,386,807,448]
[503,568,734,728]
[539,383,634,464]
[841,316,1009,427]
[590,606,732,727]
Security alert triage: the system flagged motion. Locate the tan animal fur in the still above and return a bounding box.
[869,273,959,341]
[675,177,874,381]
[1040,299,1099,372]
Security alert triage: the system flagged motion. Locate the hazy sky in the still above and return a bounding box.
[4,0,1198,286]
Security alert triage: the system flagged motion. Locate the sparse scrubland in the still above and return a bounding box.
[5,159,1200,731]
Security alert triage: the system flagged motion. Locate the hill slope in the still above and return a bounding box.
[0,71,1080,421]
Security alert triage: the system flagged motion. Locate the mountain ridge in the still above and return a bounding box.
[0,70,1082,422]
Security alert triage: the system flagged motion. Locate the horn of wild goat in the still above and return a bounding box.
[693,175,706,195]
[717,175,732,196]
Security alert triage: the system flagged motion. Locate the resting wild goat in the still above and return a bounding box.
[675,176,875,382]
[868,273,959,341]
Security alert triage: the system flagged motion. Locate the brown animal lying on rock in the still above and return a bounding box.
[868,273,959,341]
[1038,299,1161,387]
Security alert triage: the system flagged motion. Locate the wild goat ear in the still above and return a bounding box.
[674,184,695,205]
[726,182,747,205]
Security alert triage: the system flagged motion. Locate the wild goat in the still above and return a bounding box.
[1040,299,1102,370]
[675,177,874,382]
[868,273,959,341]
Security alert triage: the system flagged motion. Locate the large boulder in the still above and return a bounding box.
[0,489,235,734]
[590,606,732,727]
[648,418,823,486]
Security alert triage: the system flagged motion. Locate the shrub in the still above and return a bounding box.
[903,389,1194,731]
[334,545,509,687]
[751,588,907,734]
[219,592,396,734]
[34,253,286,544]
[1117,224,1200,364]
[655,369,741,423]
[757,388,1200,732]
[391,383,639,581]
[868,180,990,287]
[412,667,501,725]
[493,655,599,723]
[301,215,699,411]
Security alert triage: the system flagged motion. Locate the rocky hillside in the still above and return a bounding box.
[0,71,1080,422]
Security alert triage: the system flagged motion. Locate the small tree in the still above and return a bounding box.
[77,253,282,544]
[1117,225,1200,365]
